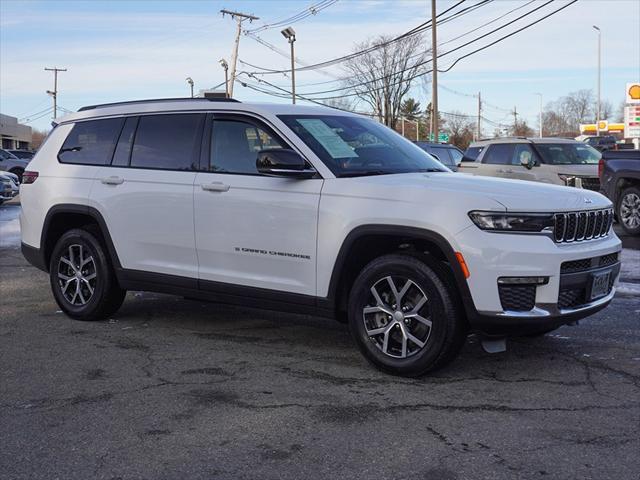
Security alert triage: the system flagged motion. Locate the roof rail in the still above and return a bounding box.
[78,97,240,112]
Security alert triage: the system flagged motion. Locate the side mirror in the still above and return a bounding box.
[520,154,536,170]
[256,149,316,179]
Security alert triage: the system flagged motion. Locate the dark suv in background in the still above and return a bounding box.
[584,136,617,152]
[413,142,464,171]
[599,149,640,235]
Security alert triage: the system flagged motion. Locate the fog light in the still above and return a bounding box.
[497,276,549,285]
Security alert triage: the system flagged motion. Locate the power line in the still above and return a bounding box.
[244,0,474,75]
[246,0,338,34]
[252,0,553,98]
[238,0,577,104]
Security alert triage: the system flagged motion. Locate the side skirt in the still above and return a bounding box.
[116,268,336,319]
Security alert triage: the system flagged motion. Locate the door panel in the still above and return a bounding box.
[194,174,322,294]
[90,113,204,279]
[194,114,321,295]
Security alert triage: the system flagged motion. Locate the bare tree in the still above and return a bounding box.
[321,97,354,112]
[443,111,474,149]
[30,129,49,150]
[343,34,427,128]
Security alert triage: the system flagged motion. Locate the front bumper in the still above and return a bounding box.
[454,225,622,336]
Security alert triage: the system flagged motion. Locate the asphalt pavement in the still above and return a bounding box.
[1,200,639,480]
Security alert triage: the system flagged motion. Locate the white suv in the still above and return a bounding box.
[20,99,622,376]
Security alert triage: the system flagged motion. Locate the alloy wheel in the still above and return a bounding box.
[57,244,97,306]
[620,193,640,229]
[363,276,432,358]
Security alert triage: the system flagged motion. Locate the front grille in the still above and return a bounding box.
[558,288,585,309]
[553,208,613,243]
[558,266,616,310]
[560,253,619,274]
[499,285,536,312]
[579,177,601,191]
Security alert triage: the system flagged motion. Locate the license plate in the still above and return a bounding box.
[589,270,611,301]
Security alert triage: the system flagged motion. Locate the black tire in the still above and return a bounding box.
[49,228,126,321]
[617,186,640,236]
[348,253,466,377]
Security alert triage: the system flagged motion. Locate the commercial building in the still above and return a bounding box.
[0,114,32,150]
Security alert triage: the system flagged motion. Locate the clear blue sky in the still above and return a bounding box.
[1,0,639,132]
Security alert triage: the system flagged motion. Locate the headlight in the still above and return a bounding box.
[468,211,554,232]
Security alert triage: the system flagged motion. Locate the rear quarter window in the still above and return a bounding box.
[58,118,124,165]
[462,146,483,162]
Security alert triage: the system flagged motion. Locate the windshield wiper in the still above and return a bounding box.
[338,170,389,178]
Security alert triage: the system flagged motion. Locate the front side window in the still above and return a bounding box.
[130,114,203,170]
[536,143,601,165]
[482,144,516,165]
[209,119,284,174]
[512,144,540,166]
[432,147,454,167]
[58,118,123,165]
[278,114,446,177]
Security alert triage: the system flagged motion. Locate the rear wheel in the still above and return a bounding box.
[618,186,640,235]
[348,254,466,376]
[49,228,126,321]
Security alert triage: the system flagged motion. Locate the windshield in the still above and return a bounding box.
[278,114,447,177]
[536,143,601,165]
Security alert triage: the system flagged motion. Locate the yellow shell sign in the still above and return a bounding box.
[627,83,640,104]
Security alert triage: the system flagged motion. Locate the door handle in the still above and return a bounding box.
[101,176,124,185]
[201,182,230,192]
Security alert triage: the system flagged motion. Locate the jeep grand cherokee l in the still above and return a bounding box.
[20,98,622,376]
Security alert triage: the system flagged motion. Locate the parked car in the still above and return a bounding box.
[8,149,35,160]
[584,135,617,152]
[0,148,30,182]
[413,142,463,171]
[0,171,20,205]
[599,149,640,235]
[460,138,601,191]
[20,98,621,376]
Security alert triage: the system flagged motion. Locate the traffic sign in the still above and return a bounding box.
[428,133,450,142]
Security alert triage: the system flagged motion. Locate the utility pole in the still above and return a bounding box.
[477,91,482,140]
[221,9,259,98]
[593,25,601,135]
[512,106,518,135]
[431,0,439,142]
[44,67,67,119]
[281,27,296,104]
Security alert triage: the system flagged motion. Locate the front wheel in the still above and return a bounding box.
[618,186,640,235]
[348,254,466,376]
[49,228,126,321]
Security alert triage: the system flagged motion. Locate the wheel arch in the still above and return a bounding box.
[325,225,476,321]
[40,204,121,273]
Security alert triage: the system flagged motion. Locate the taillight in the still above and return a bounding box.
[22,171,39,184]
[598,159,604,179]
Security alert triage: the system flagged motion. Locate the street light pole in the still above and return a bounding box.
[593,25,601,135]
[431,0,439,142]
[281,27,296,104]
[186,77,194,98]
[535,93,543,137]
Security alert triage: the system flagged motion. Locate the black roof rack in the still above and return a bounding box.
[78,97,240,112]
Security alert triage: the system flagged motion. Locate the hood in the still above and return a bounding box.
[336,172,612,212]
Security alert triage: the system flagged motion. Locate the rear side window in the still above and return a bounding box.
[130,114,204,171]
[112,117,138,167]
[58,118,123,165]
[482,144,516,165]
[462,146,483,162]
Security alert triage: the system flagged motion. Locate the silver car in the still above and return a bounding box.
[0,171,20,205]
[460,137,601,191]
[0,148,30,183]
